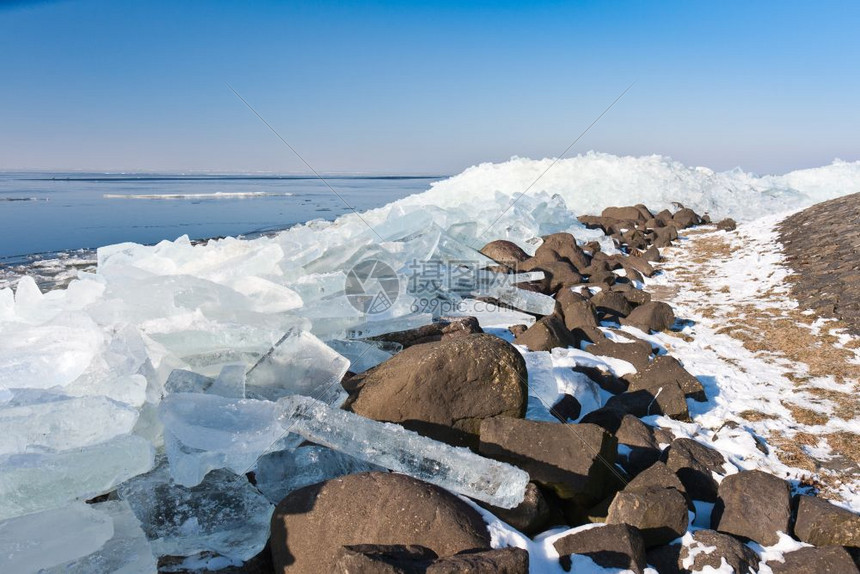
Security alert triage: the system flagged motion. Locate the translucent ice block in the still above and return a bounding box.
[117,463,273,561]
[0,434,155,520]
[277,395,530,508]
[159,393,284,486]
[0,503,114,573]
[245,329,349,404]
[254,445,381,504]
[44,500,158,574]
[0,394,140,455]
[478,284,557,316]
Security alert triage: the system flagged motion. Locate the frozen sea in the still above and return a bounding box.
[0,172,441,287]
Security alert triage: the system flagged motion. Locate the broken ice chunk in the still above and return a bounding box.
[0,503,114,573]
[159,393,284,486]
[208,363,246,398]
[254,445,382,504]
[164,368,214,394]
[0,434,154,521]
[277,395,530,509]
[477,284,556,316]
[245,329,349,404]
[43,500,158,574]
[0,394,140,455]
[324,339,397,374]
[117,463,273,561]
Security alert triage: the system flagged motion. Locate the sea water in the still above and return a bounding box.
[0,172,440,260]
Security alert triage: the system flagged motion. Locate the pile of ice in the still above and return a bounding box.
[2,151,858,569]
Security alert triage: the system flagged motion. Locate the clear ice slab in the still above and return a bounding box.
[43,500,158,574]
[245,329,350,404]
[117,463,273,561]
[0,434,154,521]
[276,395,530,508]
[254,445,381,504]
[159,393,285,487]
[0,503,114,573]
[0,394,140,456]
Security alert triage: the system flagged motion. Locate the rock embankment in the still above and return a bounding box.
[263,202,860,573]
[779,192,860,335]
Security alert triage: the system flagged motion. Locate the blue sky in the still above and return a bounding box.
[1,0,858,174]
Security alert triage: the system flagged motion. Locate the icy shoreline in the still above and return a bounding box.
[2,154,860,572]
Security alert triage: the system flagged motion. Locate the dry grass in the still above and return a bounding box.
[661,228,860,497]
[739,410,779,422]
[781,401,829,426]
[826,432,860,465]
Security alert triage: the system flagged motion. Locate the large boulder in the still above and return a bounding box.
[647,529,760,574]
[625,462,689,505]
[271,472,491,574]
[553,524,646,574]
[615,417,665,475]
[712,470,791,546]
[604,380,690,421]
[606,485,689,548]
[555,289,603,342]
[591,290,633,318]
[793,495,860,547]
[480,240,530,269]
[585,338,653,371]
[624,355,706,401]
[661,438,727,502]
[681,530,760,574]
[621,301,676,333]
[514,314,579,352]
[768,546,860,574]
[529,260,583,294]
[346,334,528,447]
[672,208,701,229]
[534,232,591,270]
[479,417,617,504]
[602,206,647,222]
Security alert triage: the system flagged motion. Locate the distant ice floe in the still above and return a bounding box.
[103,191,293,200]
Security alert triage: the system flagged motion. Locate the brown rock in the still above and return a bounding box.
[426,547,529,574]
[480,240,530,269]
[621,301,675,332]
[553,523,646,573]
[602,206,647,222]
[683,530,759,573]
[370,316,483,348]
[479,482,554,537]
[661,438,727,502]
[271,472,491,574]
[514,314,580,352]
[712,470,791,546]
[585,338,653,371]
[606,485,689,547]
[346,334,527,447]
[591,290,633,318]
[535,232,590,270]
[624,355,706,401]
[769,546,860,574]
[333,544,437,573]
[716,218,737,232]
[793,495,860,547]
[479,417,618,503]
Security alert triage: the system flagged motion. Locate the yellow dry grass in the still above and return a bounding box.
[661,228,860,496]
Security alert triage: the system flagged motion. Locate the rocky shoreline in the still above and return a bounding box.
[242,203,859,573]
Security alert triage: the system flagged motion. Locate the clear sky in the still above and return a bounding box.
[1,0,858,175]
